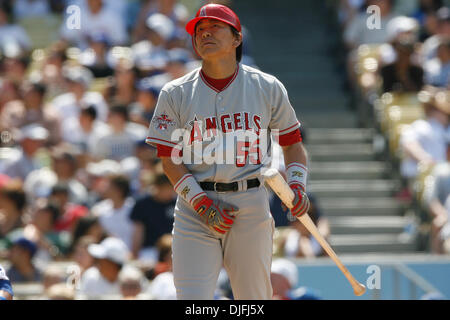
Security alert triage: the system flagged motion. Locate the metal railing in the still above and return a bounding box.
[371,263,445,300]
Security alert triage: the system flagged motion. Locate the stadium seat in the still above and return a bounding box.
[414,163,436,207]
[386,106,424,157]
[356,44,382,74]
[89,77,110,93]
[355,44,383,92]
[375,92,421,134]
[389,123,411,158]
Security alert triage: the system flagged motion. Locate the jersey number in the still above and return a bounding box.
[236,139,262,167]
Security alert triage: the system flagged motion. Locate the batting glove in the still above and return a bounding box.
[194,196,237,234]
[289,184,310,218]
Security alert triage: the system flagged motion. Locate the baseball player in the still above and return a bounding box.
[0,264,13,300]
[146,3,310,300]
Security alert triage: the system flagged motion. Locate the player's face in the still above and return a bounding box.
[194,19,239,61]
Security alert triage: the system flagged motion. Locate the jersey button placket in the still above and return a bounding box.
[216,94,224,112]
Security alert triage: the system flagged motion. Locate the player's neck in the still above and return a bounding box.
[201,57,237,79]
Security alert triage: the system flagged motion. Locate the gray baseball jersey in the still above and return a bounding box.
[146,63,303,300]
[146,63,301,181]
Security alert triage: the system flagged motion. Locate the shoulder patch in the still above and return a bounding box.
[152,113,176,131]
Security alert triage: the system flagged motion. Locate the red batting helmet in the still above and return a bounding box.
[185,3,241,35]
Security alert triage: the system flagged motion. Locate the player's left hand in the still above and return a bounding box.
[193,196,238,234]
[289,184,310,218]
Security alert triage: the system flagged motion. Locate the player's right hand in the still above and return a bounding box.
[193,196,237,234]
[290,184,310,218]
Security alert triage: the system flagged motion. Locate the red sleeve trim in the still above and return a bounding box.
[279,122,300,134]
[147,137,178,146]
[157,144,183,158]
[279,128,302,146]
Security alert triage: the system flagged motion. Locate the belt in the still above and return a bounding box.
[200,178,260,193]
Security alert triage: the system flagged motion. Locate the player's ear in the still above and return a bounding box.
[233,32,242,48]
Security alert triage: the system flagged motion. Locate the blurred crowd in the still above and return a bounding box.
[2,0,448,302]
[0,0,326,300]
[337,0,450,254]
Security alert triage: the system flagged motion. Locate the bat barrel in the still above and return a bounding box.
[263,169,366,297]
[353,283,366,296]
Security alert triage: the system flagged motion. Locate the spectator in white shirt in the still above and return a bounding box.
[61,105,111,156]
[132,0,188,42]
[60,0,128,49]
[424,36,450,88]
[118,265,151,300]
[79,237,129,299]
[0,124,49,181]
[400,87,450,179]
[0,3,31,51]
[148,271,176,300]
[131,13,174,74]
[91,174,135,250]
[423,163,450,253]
[421,7,450,64]
[52,65,109,127]
[93,105,147,161]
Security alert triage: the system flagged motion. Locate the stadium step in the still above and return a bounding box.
[329,216,415,235]
[257,55,338,74]
[307,128,375,144]
[300,112,359,129]
[306,143,376,162]
[309,161,392,180]
[288,94,350,112]
[276,70,344,84]
[329,234,418,254]
[319,197,408,217]
[309,179,401,198]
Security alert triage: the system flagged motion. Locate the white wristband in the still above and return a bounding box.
[286,162,308,190]
[173,174,206,206]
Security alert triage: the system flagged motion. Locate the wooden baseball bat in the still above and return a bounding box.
[263,168,366,296]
